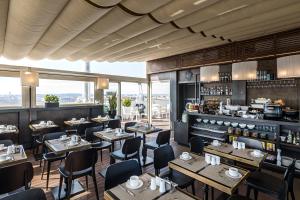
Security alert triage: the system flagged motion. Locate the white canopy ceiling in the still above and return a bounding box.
[0,0,299,62]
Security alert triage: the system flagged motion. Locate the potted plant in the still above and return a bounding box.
[44,94,59,108]
[108,93,117,118]
[122,97,132,107]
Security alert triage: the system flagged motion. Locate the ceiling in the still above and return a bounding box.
[0,0,300,62]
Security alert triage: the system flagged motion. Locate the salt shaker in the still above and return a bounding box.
[159,179,166,193]
[150,177,157,190]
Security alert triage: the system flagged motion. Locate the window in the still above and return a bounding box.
[121,82,147,121]
[36,79,94,105]
[0,76,22,107]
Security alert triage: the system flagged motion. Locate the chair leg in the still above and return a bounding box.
[66,178,72,200]
[41,160,46,180]
[85,176,89,190]
[290,188,295,200]
[191,182,195,195]
[100,150,103,162]
[58,175,63,200]
[92,170,99,200]
[46,161,51,190]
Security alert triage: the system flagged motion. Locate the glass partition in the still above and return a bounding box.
[0,76,22,107]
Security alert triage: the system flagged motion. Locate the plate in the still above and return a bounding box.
[225,170,242,179]
[60,137,70,141]
[68,142,79,147]
[180,155,192,161]
[125,180,143,190]
[250,151,264,158]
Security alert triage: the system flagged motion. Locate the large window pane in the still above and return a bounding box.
[36,79,94,105]
[0,77,22,107]
[121,82,147,122]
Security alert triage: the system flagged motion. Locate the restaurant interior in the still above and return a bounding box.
[0,0,300,200]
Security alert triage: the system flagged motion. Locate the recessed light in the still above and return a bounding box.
[193,0,207,5]
[217,5,248,16]
[170,9,184,17]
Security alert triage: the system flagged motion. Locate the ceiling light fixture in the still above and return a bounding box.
[170,9,184,17]
[217,4,248,16]
[193,0,207,5]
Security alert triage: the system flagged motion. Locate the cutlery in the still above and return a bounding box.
[119,184,135,197]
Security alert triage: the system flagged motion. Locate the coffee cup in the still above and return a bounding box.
[205,153,211,164]
[232,141,238,149]
[241,142,246,149]
[71,135,78,142]
[211,156,216,166]
[61,135,67,140]
[229,167,239,177]
[181,152,190,159]
[129,176,139,188]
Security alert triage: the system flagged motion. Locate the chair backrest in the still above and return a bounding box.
[42,131,65,142]
[0,162,33,194]
[122,137,141,156]
[189,136,204,154]
[124,122,137,133]
[0,139,13,147]
[154,145,175,173]
[85,126,104,142]
[105,160,142,190]
[107,119,121,129]
[156,130,171,146]
[284,160,295,193]
[237,136,264,150]
[1,188,46,200]
[76,123,95,137]
[64,148,97,174]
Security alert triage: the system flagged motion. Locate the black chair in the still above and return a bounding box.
[76,122,95,138]
[124,121,137,135]
[0,162,33,195]
[40,132,66,190]
[104,160,142,190]
[189,136,205,155]
[1,188,46,200]
[107,119,121,129]
[0,139,13,146]
[142,130,170,164]
[58,148,99,200]
[237,137,264,150]
[153,145,195,194]
[246,160,295,200]
[85,126,112,162]
[110,136,141,166]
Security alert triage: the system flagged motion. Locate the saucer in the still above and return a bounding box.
[225,170,242,179]
[180,155,192,161]
[250,151,264,158]
[125,180,143,190]
[68,142,79,147]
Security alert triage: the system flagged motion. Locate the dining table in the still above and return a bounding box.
[127,124,161,166]
[0,145,27,168]
[168,153,249,200]
[64,119,92,127]
[204,142,267,168]
[91,116,111,124]
[104,173,200,200]
[44,136,91,200]
[0,125,19,143]
[93,129,134,152]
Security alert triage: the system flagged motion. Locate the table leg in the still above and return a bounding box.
[140,133,153,167]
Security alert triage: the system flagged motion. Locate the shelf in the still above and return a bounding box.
[280,142,300,149]
[201,81,232,85]
[190,131,226,141]
[226,133,277,144]
[191,126,226,134]
[200,94,232,97]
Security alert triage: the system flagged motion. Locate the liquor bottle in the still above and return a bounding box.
[276,149,282,166]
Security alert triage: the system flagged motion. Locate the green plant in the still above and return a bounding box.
[122,98,132,107]
[44,94,59,103]
[108,93,117,111]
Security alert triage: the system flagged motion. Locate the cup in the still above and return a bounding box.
[46,121,53,126]
[211,156,216,166]
[71,118,76,121]
[159,179,166,193]
[215,156,221,165]
[61,135,67,140]
[228,167,239,177]
[232,141,238,149]
[241,142,246,149]
[39,121,46,125]
[212,140,220,146]
[7,145,14,154]
[150,177,157,190]
[181,152,190,159]
[129,176,139,188]
[237,142,242,149]
[205,153,211,164]
[71,135,78,143]
[80,118,85,122]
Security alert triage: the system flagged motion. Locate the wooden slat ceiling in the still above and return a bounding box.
[0,0,300,62]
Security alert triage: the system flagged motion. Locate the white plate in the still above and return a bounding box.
[180,155,192,161]
[225,170,242,179]
[250,151,264,158]
[125,180,143,190]
[68,142,79,147]
[211,142,221,147]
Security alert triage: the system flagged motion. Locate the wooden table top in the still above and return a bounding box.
[29,123,59,132]
[0,145,27,168]
[91,117,111,123]
[168,153,249,195]
[64,120,92,127]
[127,125,161,134]
[204,143,267,168]
[104,173,200,200]
[45,138,91,154]
[94,129,134,142]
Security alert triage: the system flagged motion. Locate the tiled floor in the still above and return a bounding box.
[27,136,299,200]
